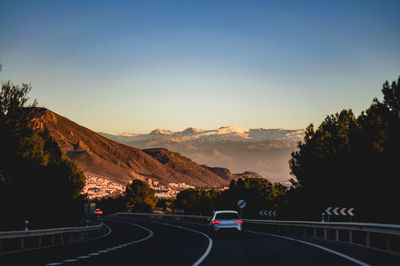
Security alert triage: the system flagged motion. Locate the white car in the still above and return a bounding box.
[209,210,243,234]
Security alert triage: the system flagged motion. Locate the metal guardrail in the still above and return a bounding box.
[115,212,400,253]
[244,219,400,235]
[0,223,108,255]
[243,219,400,252]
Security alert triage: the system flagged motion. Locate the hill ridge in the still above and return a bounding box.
[27,107,232,187]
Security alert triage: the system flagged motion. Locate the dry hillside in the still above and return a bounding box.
[27,108,233,187]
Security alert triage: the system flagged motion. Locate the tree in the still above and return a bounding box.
[288,76,400,222]
[381,77,400,118]
[222,177,287,217]
[125,179,158,212]
[0,81,86,229]
[174,188,222,215]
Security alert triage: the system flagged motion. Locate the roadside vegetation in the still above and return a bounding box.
[94,179,158,214]
[287,76,400,223]
[173,178,286,217]
[0,80,86,230]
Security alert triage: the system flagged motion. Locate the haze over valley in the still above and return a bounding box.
[100,126,304,184]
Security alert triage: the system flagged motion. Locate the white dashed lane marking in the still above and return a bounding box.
[63,259,78,262]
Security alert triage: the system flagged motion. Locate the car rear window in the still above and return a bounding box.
[215,213,240,220]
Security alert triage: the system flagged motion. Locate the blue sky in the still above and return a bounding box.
[1,0,399,134]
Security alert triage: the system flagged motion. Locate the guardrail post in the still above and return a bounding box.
[365,232,370,247]
[335,229,339,241]
[51,235,54,246]
[385,237,391,251]
[60,234,64,244]
[21,237,24,249]
[349,230,353,243]
[323,228,327,239]
[313,228,317,238]
[0,239,3,253]
[38,236,42,247]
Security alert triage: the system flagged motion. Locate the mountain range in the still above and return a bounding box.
[28,108,239,187]
[100,126,305,184]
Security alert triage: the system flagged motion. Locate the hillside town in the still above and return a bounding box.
[83,175,195,199]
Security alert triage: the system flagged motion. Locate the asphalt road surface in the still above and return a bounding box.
[1,216,399,266]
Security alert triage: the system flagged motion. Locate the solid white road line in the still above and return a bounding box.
[158,222,213,266]
[113,220,154,244]
[247,230,371,266]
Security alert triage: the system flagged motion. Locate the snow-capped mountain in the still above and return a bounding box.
[102,125,304,144]
[99,126,305,184]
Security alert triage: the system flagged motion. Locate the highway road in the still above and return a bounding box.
[0,216,399,266]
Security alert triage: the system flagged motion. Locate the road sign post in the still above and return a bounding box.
[237,199,246,218]
[325,207,331,222]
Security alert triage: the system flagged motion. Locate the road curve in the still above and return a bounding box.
[1,216,399,266]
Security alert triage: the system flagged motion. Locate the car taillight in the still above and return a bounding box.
[234,220,243,224]
[212,221,220,224]
[96,211,103,215]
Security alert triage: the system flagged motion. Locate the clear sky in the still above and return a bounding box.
[1,0,399,134]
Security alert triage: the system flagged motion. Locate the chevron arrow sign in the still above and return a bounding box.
[259,210,277,216]
[333,207,340,215]
[325,207,332,215]
[347,208,354,216]
[325,207,354,216]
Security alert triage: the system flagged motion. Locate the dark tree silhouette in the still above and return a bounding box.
[288,76,400,223]
[0,81,86,230]
[125,179,158,212]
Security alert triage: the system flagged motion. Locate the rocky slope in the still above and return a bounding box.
[143,148,236,186]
